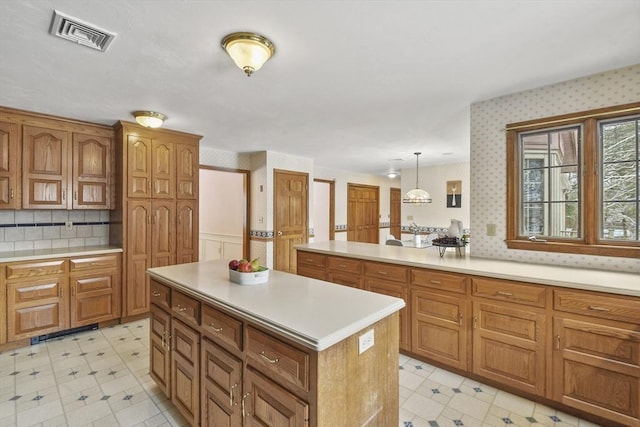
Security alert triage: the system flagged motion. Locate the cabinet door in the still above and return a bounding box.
[171,318,200,426]
[412,288,468,371]
[552,316,640,426]
[176,200,198,264]
[72,133,112,209]
[201,338,242,427]
[7,275,68,341]
[0,120,20,209]
[472,301,546,396]
[152,200,176,268]
[152,139,174,198]
[243,367,309,427]
[125,200,152,316]
[127,134,152,198]
[22,125,69,209]
[366,278,410,351]
[69,269,120,327]
[150,304,171,397]
[176,143,197,199]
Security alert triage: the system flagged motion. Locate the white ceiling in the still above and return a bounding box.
[1,1,639,176]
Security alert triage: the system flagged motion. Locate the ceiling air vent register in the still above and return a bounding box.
[49,10,117,52]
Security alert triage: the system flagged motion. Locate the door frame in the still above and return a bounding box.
[313,178,335,241]
[198,165,251,260]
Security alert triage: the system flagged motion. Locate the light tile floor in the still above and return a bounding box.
[0,320,603,427]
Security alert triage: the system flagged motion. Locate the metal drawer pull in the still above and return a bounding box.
[229,383,238,406]
[588,305,611,312]
[208,323,223,332]
[497,291,513,297]
[259,351,279,364]
[338,264,346,268]
[31,268,43,273]
[176,304,188,312]
[378,271,388,275]
[305,258,313,262]
[429,280,441,284]
[241,392,250,418]
[151,291,161,297]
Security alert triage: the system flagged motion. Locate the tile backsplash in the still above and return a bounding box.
[0,210,111,252]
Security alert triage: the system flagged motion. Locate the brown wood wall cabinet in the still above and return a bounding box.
[149,276,399,426]
[0,107,115,210]
[2,253,121,343]
[110,121,201,319]
[296,249,640,427]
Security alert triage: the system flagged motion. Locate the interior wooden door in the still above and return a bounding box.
[274,170,308,273]
[347,183,380,243]
[390,187,401,239]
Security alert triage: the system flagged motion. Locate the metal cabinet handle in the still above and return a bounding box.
[151,291,161,297]
[588,305,611,312]
[9,189,13,199]
[259,351,279,364]
[62,190,66,201]
[473,316,477,328]
[429,280,441,285]
[208,323,223,332]
[555,335,561,350]
[377,271,388,275]
[241,392,250,418]
[176,304,188,312]
[497,290,513,297]
[458,313,463,326]
[277,230,283,236]
[229,383,238,406]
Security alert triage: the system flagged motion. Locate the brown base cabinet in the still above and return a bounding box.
[296,249,640,427]
[3,254,121,344]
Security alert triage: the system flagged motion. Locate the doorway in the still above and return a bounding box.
[313,179,335,242]
[274,169,309,273]
[198,167,250,261]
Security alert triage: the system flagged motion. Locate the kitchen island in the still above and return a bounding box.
[146,259,405,427]
[296,241,640,427]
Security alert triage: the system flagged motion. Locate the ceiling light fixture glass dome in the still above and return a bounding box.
[403,152,432,204]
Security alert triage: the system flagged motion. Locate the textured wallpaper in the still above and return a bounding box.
[470,64,640,273]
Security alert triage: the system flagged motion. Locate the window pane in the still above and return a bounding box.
[519,126,581,239]
[602,202,637,240]
[602,161,638,201]
[602,120,636,162]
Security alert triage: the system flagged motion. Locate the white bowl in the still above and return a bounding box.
[228,268,269,285]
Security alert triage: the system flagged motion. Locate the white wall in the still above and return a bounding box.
[198,169,244,261]
[313,181,331,242]
[400,161,470,235]
[470,64,640,273]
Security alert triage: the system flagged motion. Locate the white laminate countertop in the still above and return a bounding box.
[296,241,640,297]
[146,260,405,352]
[0,245,123,263]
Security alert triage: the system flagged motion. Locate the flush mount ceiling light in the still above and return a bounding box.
[221,32,275,77]
[132,111,167,128]
[403,152,432,204]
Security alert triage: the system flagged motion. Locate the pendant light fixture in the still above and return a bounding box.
[221,32,275,77]
[403,152,432,204]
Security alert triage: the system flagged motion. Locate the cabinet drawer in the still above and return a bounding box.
[297,265,326,281]
[6,259,66,280]
[554,289,640,324]
[327,256,362,274]
[364,262,408,283]
[412,269,468,294]
[472,277,546,308]
[246,326,310,392]
[202,304,243,353]
[172,290,200,325]
[150,280,171,310]
[70,254,119,272]
[296,251,326,268]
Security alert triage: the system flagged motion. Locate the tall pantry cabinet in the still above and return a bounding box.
[110,121,201,319]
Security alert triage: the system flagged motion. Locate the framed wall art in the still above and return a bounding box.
[447,180,461,208]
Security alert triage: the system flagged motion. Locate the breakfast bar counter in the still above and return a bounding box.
[145,259,404,426]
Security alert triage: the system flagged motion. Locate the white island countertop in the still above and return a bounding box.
[146,260,405,351]
[296,241,640,297]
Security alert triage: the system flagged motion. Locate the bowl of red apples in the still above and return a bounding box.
[228,258,269,285]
